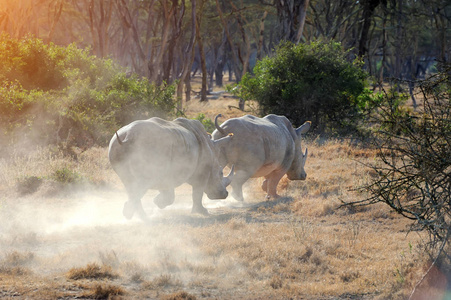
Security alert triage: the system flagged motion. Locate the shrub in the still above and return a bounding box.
[15,176,43,195]
[236,41,372,135]
[0,34,176,149]
[193,113,215,133]
[0,35,66,91]
[51,167,81,184]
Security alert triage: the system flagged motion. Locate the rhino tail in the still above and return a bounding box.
[115,131,123,145]
[214,114,227,135]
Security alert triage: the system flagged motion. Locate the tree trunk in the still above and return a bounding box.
[46,0,64,43]
[184,73,191,102]
[87,0,113,58]
[196,0,208,102]
[257,11,268,60]
[358,0,381,58]
[215,59,225,87]
[295,0,309,44]
[149,0,177,82]
[115,0,146,64]
[215,0,242,82]
[378,7,387,90]
[214,31,227,87]
[276,0,310,43]
[176,0,196,110]
[198,38,208,101]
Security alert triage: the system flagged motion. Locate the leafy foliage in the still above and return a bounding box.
[236,41,372,134]
[193,113,215,133]
[0,34,176,150]
[51,167,81,184]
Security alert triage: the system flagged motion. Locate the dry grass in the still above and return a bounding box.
[67,263,119,280]
[0,76,446,299]
[81,283,126,299]
[162,290,197,300]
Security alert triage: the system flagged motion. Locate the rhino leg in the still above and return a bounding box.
[230,170,252,202]
[123,201,135,219]
[154,189,175,209]
[261,179,268,192]
[264,170,285,200]
[123,188,148,221]
[191,187,209,215]
[135,200,150,222]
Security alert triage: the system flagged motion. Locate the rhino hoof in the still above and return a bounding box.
[137,211,151,223]
[192,206,209,216]
[266,194,281,201]
[154,194,172,209]
[231,192,244,202]
[123,201,135,219]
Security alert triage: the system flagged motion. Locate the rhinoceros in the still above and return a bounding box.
[212,114,311,201]
[108,117,234,221]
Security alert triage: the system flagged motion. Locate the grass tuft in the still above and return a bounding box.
[81,283,126,299]
[143,274,183,289]
[15,175,43,195]
[269,275,283,289]
[162,291,197,300]
[0,266,31,276]
[3,251,34,267]
[67,263,118,280]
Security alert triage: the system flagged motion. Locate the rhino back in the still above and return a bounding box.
[173,118,219,185]
[217,115,295,175]
[109,118,200,190]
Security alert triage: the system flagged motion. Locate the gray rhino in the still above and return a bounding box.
[109,117,233,221]
[212,114,310,201]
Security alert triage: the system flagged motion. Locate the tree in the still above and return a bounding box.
[86,0,113,58]
[358,0,383,58]
[236,41,370,134]
[2,0,450,99]
[275,0,310,44]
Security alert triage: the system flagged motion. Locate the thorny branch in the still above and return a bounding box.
[342,64,451,287]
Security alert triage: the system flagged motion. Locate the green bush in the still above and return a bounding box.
[0,34,176,149]
[193,113,215,133]
[236,41,371,135]
[51,167,81,184]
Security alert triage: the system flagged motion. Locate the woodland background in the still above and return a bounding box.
[1,0,449,103]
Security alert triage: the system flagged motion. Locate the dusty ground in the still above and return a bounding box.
[0,79,448,299]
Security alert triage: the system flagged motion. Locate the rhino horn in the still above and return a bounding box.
[213,133,233,146]
[223,165,235,186]
[295,121,311,137]
[302,148,308,165]
[215,114,227,135]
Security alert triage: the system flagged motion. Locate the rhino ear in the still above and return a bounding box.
[213,133,233,147]
[296,121,311,137]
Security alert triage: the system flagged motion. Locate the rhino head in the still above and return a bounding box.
[204,134,234,199]
[286,121,311,181]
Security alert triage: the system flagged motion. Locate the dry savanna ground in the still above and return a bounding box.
[0,80,448,299]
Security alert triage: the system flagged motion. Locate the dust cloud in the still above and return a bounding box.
[0,184,238,278]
